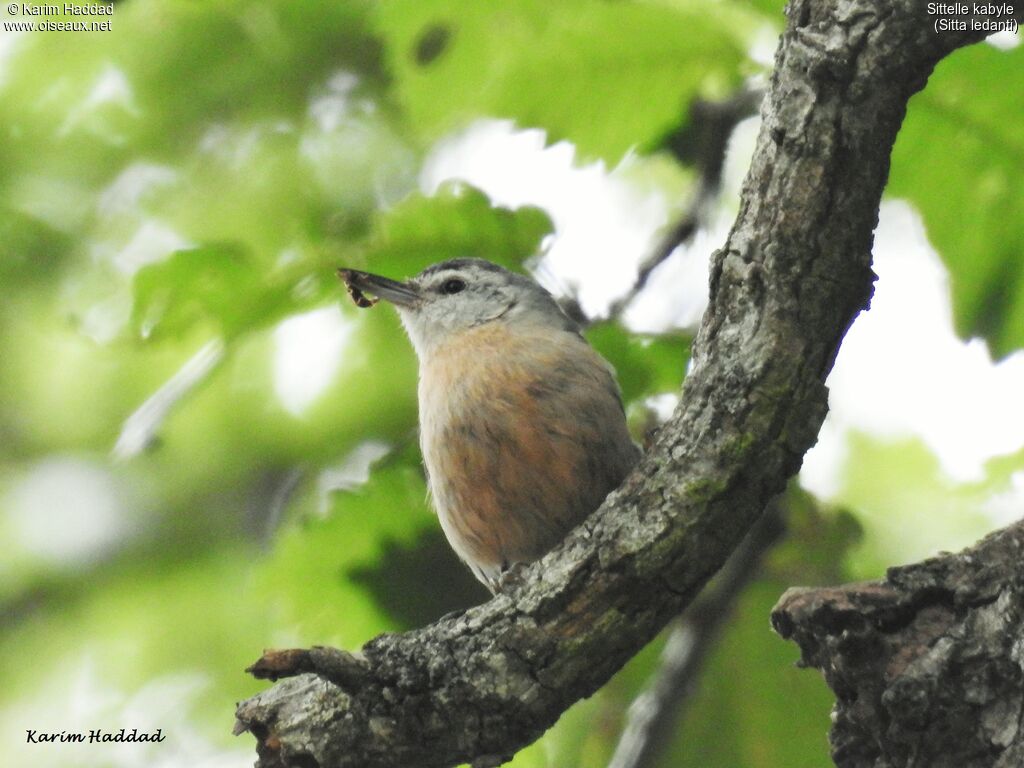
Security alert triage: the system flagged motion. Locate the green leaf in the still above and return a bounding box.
[888,43,1024,358]
[375,0,748,161]
[356,183,554,277]
[585,322,692,404]
[255,457,440,646]
[130,244,298,341]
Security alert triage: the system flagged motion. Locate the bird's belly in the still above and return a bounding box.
[423,409,585,580]
[417,324,637,589]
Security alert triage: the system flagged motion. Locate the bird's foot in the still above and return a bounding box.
[496,561,530,593]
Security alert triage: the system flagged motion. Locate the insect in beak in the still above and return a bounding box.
[337,268,421,309]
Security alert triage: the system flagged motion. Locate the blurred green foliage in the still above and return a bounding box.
[375,0,755,159]
[889,43,1024,359]
[833,434,1023,579]
[0,1,1021,767]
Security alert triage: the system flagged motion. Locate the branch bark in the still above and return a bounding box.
[234,3,1022,766]
[607,498,786,768]
[772,520,1024,768]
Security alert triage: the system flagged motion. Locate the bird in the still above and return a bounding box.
[338,258,641,593]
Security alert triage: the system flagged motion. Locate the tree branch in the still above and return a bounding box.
[607,498,785,768]
[772,519,1024,768]
[234,3,1020,766]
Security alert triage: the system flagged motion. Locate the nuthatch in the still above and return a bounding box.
[339,259,640,593]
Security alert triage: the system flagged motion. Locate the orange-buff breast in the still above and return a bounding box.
[418,323,639,590]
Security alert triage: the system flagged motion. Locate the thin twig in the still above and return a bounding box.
[256,466,307,547]
[604,86,764,321]
[556,87,763,326]
[112,338,225,460]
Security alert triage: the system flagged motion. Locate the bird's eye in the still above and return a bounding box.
[440,278,466,295]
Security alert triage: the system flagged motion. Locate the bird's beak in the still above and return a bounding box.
[337,268,421,309]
